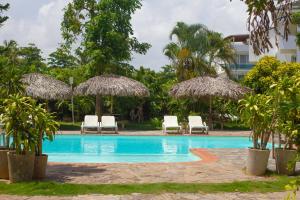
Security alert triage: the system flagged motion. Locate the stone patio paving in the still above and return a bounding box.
[46,148,278,184]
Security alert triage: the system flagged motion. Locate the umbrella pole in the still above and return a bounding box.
[110,96,113,114]
[209,96,213,130]
[96,94,102,120]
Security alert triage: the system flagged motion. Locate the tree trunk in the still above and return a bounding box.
[96,94,102,121]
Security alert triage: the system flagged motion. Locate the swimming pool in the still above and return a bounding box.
[43,135,253,163]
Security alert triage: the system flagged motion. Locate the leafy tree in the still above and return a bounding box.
[19,43,47,73]
[0,40,19,66]
[0,57,24,98]
[244,56,300,93]
[0,3,9,27]
[61,0,150,75]
[48,46,78,68]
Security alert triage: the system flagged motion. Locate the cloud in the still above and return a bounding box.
[131,0,248,71]
[0,0,70,56]
[0,0,248,71]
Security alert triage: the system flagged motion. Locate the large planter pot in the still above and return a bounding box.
[0,148,9,179]
[275,148,297,175]
[246,148,270,176]
[33,154,48,179]
[7,152,35,183]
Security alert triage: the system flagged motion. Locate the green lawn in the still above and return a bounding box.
[0,176,294,196]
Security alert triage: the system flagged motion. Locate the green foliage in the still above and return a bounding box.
[271,74,300,149]
[238,94,273,149]
[0,57,24,98]
[164,22,235,81]
[0,95,58,155]
[0,95,37,154]
[31,103,59,156]
[48,46,78,68]
[244,56,300,94]
[291,12,300,48]
[244,56,281,93]
[61,0,150,76]
[241,59,300,150]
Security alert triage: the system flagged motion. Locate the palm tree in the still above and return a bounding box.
[164,22,210,81]
[164,22,236,81]
[205,31,236,77]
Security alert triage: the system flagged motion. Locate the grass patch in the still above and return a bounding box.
[59,122,81,131]
[0,176,294,196]
[124,121,160,130]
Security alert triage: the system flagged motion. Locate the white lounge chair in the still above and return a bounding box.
[81,115,100,134]
[188,116,208,134]
[100,116,118,134]
[162,116,182,134]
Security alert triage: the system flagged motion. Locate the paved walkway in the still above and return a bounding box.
[45,147,296,184]
[1,192,299,200]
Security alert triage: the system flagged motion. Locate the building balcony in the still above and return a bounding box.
[229,63,254,70]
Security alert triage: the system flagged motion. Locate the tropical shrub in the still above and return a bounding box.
[0,95,37,154]
[238,94,273,149]
[271,73,300,149]
[0,95,58,155]
[244,56,300,94]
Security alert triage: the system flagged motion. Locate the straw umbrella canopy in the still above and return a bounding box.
[74,74,150,118]
[21,73,72,100]
[169,75,251,128]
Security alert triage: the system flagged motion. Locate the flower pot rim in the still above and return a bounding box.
[275,147,297,151]
[248,147,270,151]
[7,151,35,156]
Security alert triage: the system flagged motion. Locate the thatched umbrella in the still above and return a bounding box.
[169,75,251,129]
[74,74,150,118]
[21,73,72,100]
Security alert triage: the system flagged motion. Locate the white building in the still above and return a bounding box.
[226,34,254,79]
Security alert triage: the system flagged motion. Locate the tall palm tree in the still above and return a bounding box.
[164,22,236,81]
[205,31,236,77]
[164,22,210,81]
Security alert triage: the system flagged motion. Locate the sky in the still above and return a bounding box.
[0,0,248,71]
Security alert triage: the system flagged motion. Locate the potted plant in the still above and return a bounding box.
[238,94,273,176]
[32,104,58,179]
[271,75,300,175]
[1,95,37,183]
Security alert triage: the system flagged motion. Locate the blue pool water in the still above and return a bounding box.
[42,135,253,163]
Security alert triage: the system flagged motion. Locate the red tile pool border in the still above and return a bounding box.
[190,148,218,163]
